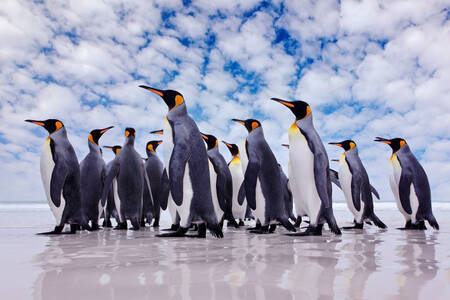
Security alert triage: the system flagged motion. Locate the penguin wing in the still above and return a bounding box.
[370,185,380,200]
[159,168,169,210]
[101,159,119,207]
[350,176,362,211]
[168,137,190,206]
[243,161,259,210]
[100,165,107,206]
[211,159,230,212]
[237,182,245,205]
[50,159,68,208]
[143,166,154,212]
[398,170,413,214]
[329,169,341,189]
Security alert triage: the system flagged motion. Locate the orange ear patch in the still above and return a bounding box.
[400,140,405,148]
[251,122,259,131]
[88,134,96,144]
[147,144,154,152]
[125,131,130,137]
[55,121,63,130]
[175,95,184,107]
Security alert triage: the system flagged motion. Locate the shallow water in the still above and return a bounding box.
[0,204,449,299]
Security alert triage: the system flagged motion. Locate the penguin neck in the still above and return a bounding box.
[146,149,157,157]
[296,114,314,129]
[249,126,264,138]
[124,136,135,147]
[207,147,219,155]
[50,127,68,140]
[167,103,187,119]
[88,140,100,154]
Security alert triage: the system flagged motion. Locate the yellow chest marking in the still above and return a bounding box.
[390,153,401,167]
[230,156,241,165]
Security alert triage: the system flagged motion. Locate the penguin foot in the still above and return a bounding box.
[114,222,128,230]
[131,219,140,231]
[103,219,113,228]
[342,223,364,230]
[156,227,189,237]
[286,225,322,236]
[238,220,245,227]
[62,224,80,234]
[186,223,207,238]
[246,222,262,231]
[293,217,302,228]
[269,224,277,233]
[152,218,160,227]
[397,220,413,230]
[91,223,100,231]
[37,225,64,235]
[279,218,297,232]
[206,223,224,238]
[250,225,271,234]
[161,224,180,231]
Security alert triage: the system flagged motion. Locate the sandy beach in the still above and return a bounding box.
[0,203,449,300]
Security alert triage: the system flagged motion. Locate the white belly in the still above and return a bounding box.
[112,178,123,222]
[229,159,246,219]
[252,179,266,224]
[209,159,223,221]
[178,164,194,228]
[240,141,248,174]
[163,118,179,224]
[389,155,411,221]
[40,139,66,226]
[288,128,321,225]
[338,155,364,222]
[167,193,177,222]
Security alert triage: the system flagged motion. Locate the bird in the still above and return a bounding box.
[232,118,296,234]
[329,140,387,229]
[25,119,85,234]
[270,98,341,236]
[149,129,180,231]
[143,140,169,227]
[102,128,149,230]
[201,133,238,229]
[102,145,122,227]
[222,141,247,226]
[140,85,223,238]
[79,126,113,230]
[374,137,439,230]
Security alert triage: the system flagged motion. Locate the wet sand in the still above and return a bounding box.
[0,204,449,300]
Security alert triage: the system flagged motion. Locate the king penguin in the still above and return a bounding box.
[102,145,122,227]
[80,126,113,230]
[231,118,296,234]
[149,129,180,231]
[102,128,150,230]
[140,85,223,238]
[222,141,247,226]
[25,119,85,234]
[270,98,341,236]
[374,137,439,230]
[201,133,238,228]
[329,140,387,229]
[143,140,169,227]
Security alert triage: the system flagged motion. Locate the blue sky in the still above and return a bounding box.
[1,0,449,203]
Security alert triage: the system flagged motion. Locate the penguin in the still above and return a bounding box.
[102,128,149,230]
[374,137,439,230]
[222,141,247,226]
[149,129,180,232]
[102,146,122,227]
[143,140,169,227]
[140,85,223,238]
[231,118,296,234]
[270,98,341,236]
[79,126,113,230]
[328,140,387,229]
[201,134,238,228]
[25,119,85,234]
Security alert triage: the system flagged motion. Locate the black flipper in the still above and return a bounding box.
[243,161,259,210]
[237,183,246,205]
[329,169,341,189]
[50,160,68,208]
[159,169,169,210]
[370,185,380,200]
[398,171,413,214]
[168,141,190,206]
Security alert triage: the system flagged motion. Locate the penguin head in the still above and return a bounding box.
[103,145,121,155]
[88,126,114,145]
[146,140,162,152]
[231,119,261,133]
[125,128,136,138]
[374,137,406,153]
[150,129,164,135]
[139,85,185,111]
[25,119,64,134]
[329,140,356,151]
[201,133,218,150]
[270,98,311,120]
[222,141,239,156]
[282,144,290,149]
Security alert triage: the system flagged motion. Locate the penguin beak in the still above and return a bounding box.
[270,98,295,108]
[328,142,343,147]
[25,119,45,126]
[103,146,114,150]
[374,137,391,144]
[150,129,164,135]
[200,133,208,140]
[231,119,245,125]
[99,126,114,135]
[282,144,290,149]
[222,141,232,148]
[157,140,163,145]
[139,85,164,97]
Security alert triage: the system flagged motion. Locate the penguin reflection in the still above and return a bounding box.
[390,232,438,300]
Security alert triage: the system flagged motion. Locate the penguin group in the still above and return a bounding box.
[25,88,439,237]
